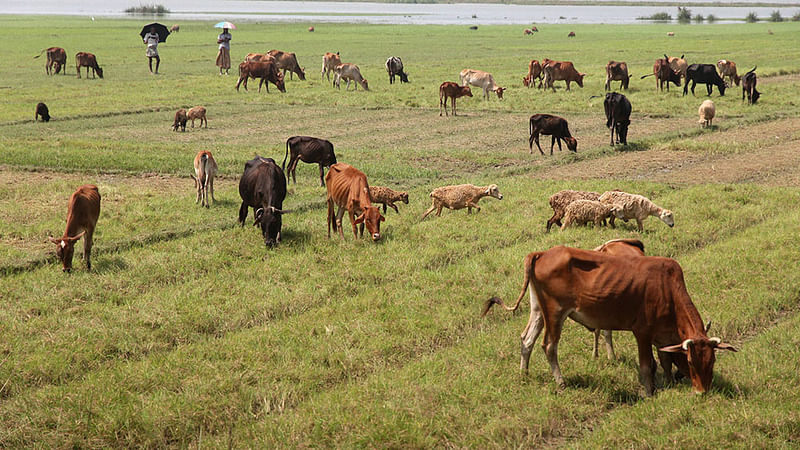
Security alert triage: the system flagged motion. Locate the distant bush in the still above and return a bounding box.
[124,4,170,14]
[693,14,704,22]
[707,14,717,22]
[770,10,784,22]
[677,7,692,23]
[746,11,759,22]
[638,12,672,21]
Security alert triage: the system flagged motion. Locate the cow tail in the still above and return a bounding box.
[34,49,46,59]
[481,252,538,317]
[282,139,290,171]
[200,153,208,188]
[528,116,534,150]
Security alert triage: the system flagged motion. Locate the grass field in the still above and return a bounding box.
[1,15,800,447]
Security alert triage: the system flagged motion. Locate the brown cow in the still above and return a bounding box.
[529,114,577,155]
[236,60,286,93]
[542,60,585,91]
[605,61,630,90]
[49,185,101,272]
[170,24,180,33]
[742,66,760,104]
[75,52,103,79]
[666,54,688,83]
[523,59,543,88]
[325,163,385,242]
[567,31,576,37]
[35,47,67,75]
[268,49,306,80]
[439,81,472,116]
[187,106,207,128]
[244,53,275,63]
[172,108,187,131]
[716,59,740,86]
[641,57,680,91]
[483,246,737,396]
[321,51,341,82]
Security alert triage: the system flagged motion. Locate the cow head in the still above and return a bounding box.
[462,86,473,97]
[360,78,369,91]
[669,69,681,86]
[96,66,104,79]
[751,89,761,104]
[522,75,531,87]
[485,184,503,200]
[564,137,578,152]
[660,337,737,393]
[254,206,289,247]
[659,209,675,227]
[49,231,86,272]
[325,151,338,168]
[54,62,63,74]
[494,87,506,99]
[298,67,306,80]
[398,70,410,83]
[275,74,286,93]
[576,73,586,88]
[717,82,726,96]
[354,206,384,241]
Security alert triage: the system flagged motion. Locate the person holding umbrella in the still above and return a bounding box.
[215,22,235,75]
[140,23,170,74]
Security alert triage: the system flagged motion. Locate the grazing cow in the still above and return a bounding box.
[567,31,576,37]
[523,59,543,88]
[191,151,218,208]
[459,69,505,100]
[684,64,726,96]
[531,26,539,32]
[35,47,67,75]
[49,185,101,272]
[236,60,286,93]
[529,114,577,155]
[244,53,275,63]
[523,29,532,35]
[666,54,688,83]
[35,102,51,122]
[308,26,315,32]
[604,61,630,90]
[334,63,369,91]
[268,49,306,80]
[604,92,631,146]
[667,31,675,36]
[187,106,207,128]
[742,66,760,104]
[282,136,337,187]
[542,60,585,91]
[172,109,187,131]
[716,59,740,86]
[325,163,384,241]
[238,156,289,247]
[321,51,341,82]
[439,81,472,117]
[483,246,737,396]
[170,24,180,33]
[641,57,680,91]
[75,52,103,79]
[385,56,409,84]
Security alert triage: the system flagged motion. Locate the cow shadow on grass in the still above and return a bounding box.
[92,256,129,273]
[610,141,648,152]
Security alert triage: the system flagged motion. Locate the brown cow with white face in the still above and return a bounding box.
[325,163,384,242]
[50,185,101,272]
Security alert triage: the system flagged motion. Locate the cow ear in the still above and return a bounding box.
[379,215,385,222]
[48,236,61,245]
[659,344,686,354]
[714,342,737,352]
[353,212,365,225]
[66,231,86,242]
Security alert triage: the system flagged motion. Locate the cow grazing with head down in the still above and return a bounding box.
[49,185,101,272]
[282,136,337,187]
[439,81,472,116]
[460,69,505,100]
[742,66,760,104]
[717,59,740,86]
[529,114,577,155]
[244,53,275,63]
[326,163,384,242]
[268,49,306,80]
[542,60,585,91]
[35,47,67,75]
[321,52,341,82]
[75,52,103,79]
[483,245,737,396]
[523,59,543,88]
[605,61,630,90]
[604,92,631,146]
[236,60,286,93]
[334,63,369,91]
[35,102,51,122]
[666,54,688,83]
[641,57,680,91]
[385,56,409,84]
[191,151,217,208]
[684,64,726,96]
[238,157,289,247]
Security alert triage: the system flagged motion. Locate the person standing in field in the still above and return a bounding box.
[143,26,161,74]
[216,28,232,75]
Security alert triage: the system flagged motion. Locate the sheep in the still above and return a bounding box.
[599,190,674,231]
[172,108,187,131]
[698,99,715,128]
[546,189,601,232]
[560,200,621,230]
[369,186,409,214]
[187,106,207,128]
[421,184,503,219]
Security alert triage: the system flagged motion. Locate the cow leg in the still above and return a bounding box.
[348,210,358,239]
[593,329,601,358]
[318,164,325,187]
[381,203,387,214]
[634,334,657,396]
[520,291,544,372]
[84,231,94,271]
[238,202,249,225]
[336,206,347,239]
[327,199,335,238]
[691,81,696,96]
[706,84,712,96]
[541,311,567,388]
[565,80,571,91]
[657,351,675,384]
[602,330,615,360]
[436,205,443,217]
[610,120,615,146]
[209,177,216,204]
[452,98,456,117]
[195,180,201,204]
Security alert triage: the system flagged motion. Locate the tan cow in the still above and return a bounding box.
[542,60,585,91]
[268,49,306,80]
[334,63,369,91]
[321,52,341,82]
[35,47,67,75]
[244,53,275,63]
[717,59,740,86]
[191,151,217,207]
[187,106,207,128]
[605,61,630,90]
[459,69,505,100]
[325,163,384,241]
[666,54,688,83]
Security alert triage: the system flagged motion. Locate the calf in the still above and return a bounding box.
[604,61,630,90]
[49,185,101,272]
[460,69,505,100]
[439,81,472,117]
[187,106,207,128]
[238,156,289,247]
[717,59,740,86]
[35,102,50,122]
[542,60,585,91]
[172,108,187,131]
[742,66,760,104]
[684,64,726,96]
[170,24,180,33]
[604,92,631,146]
[483,246,737,396]
[385,56,409,84]
[282,136,337,187]
[268,49,306,80]
[75,52,103,79]
[325,163,384,241]
[35,47,67,75]
[529,114,577,155]
[321,51,341,82]
[191,151,218,207]
[369,186,409,214]
[334,63,369,91]
[523,59,543,89]
[236,60,286,93]
[641,57,680,91]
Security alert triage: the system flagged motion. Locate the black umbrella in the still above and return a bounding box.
[140,23,170,43]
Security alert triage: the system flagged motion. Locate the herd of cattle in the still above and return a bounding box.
[37,40,753,398]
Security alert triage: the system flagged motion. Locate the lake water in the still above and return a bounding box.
[3,0,799,24]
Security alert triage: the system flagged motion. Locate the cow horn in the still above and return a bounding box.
[269,206,292,214]
[681,339,694,350]
[709,337,722,345]
[705,320,712,333]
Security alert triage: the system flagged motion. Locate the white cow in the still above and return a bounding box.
[459,69,505,100]
[334,63,369,91]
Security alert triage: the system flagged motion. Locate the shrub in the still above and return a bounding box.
[638,12,672,21]
[707,14,717,22]
[793,11,800,21]
[125,4,170,14]
[746,11,759,22]
[693,14,704,22]
[677,7,692,23]
[770,10,783,22]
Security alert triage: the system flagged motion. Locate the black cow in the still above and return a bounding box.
[742,66,760,104]
[684,64,726,96]
[282,136,337,187]
[604,92,631,146]
[385,56,409,84]
[238,156,289,247]
[529,114,578,155]
[35,102,50,122]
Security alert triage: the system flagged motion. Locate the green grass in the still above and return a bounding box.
[2,16,800,447]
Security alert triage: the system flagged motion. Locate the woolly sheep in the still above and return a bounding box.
[599,190,674,231]
[561,200,621,230]
[421,184,503,219]
[546,189,601,232]
[369,186,409,214]
[698,99,715,128]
